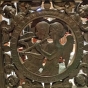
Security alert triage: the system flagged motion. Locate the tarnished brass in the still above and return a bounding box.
[0,0,88,88]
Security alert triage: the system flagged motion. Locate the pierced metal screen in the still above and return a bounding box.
[0,0,88,88]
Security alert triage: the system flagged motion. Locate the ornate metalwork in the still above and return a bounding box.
[0,0,88,88]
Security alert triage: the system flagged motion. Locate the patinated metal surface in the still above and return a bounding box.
[0,0,88,88]
[0,17,5,88]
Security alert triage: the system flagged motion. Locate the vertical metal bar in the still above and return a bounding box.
[0,14,2,22]
[0,14,5,88]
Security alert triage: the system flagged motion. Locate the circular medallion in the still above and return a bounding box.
[11,10,83,83]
